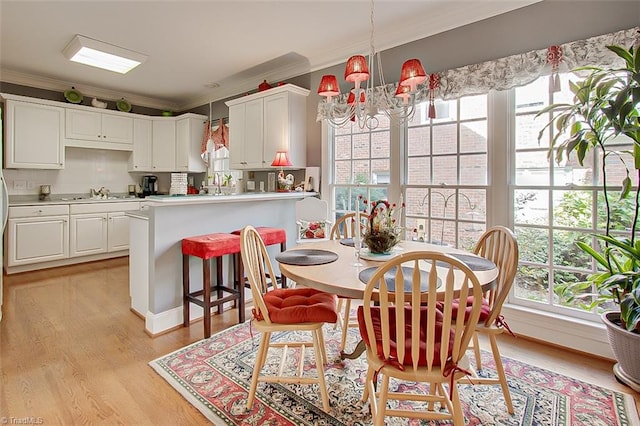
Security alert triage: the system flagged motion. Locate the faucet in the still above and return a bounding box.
[215,173,222,195]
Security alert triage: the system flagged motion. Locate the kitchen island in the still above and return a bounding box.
[128,191,316,336]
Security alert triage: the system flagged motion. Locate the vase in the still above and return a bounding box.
[363,228,400,254]
[601,311,640,392]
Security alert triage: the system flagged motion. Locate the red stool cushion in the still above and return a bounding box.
[182,233,241,259]
[260,288,337,324]
[357,305,454,367]
[232,227,286,246]
[448,297,491,323]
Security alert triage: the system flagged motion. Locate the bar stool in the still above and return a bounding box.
[231,226,287,288]
[182,233,245,338]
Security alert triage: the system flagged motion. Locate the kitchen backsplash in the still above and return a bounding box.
[3,147,145,196]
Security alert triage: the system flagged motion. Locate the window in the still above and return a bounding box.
[405,97,488,250]
[512,73,638,319]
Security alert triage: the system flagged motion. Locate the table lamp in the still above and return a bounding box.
[271,150,293,191]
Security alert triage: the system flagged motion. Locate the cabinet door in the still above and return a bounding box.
[5,101,65,169]
[263,92,289,165]
[108,212,130,252]
[65,109,102,141]
[244,98,265,168]
[152,120,176,171]
[176,117,207,173]
[7,216,69,266]
[228,103,247,169]
[102,114,133,145]
[70,213,108,257]
[130,118,153,171]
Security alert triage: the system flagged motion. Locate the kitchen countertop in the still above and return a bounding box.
[8,194,143,206]
[144,191,317,206]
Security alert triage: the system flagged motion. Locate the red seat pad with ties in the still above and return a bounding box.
[231,227,286,246]
[182,233,241,259]
[357,305,454,367]
[448,296,491,324]
[261,288,337,324]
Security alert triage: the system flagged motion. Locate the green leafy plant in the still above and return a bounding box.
[536,44,640,332]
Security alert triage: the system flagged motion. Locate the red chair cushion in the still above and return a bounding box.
[449,296,491,323]
[261,288,337,324]
[231,227,286,246]
[182,233,241,259]
[357,305,454,367]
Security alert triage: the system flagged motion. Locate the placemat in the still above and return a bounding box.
[437,253,496,271]
[339,238,354,247]
[276,249,339,266]
[358,266,440,292]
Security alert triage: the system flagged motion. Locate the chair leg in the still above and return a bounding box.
[362,366,374,402]
[247,332,270,409]
[202,258,212,338]
[234,253,245,323]
[312,329,330,412]
[340,299,352,352]
[182,254,190,327]
[216,256,224,315]
[334,298,344,330]
[473,332,482,370]
[375,374,389,426]
[489,333,514,414]
[317,326,328,365]
[451,381,464,426]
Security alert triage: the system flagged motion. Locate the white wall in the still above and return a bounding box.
[3,147,140,196]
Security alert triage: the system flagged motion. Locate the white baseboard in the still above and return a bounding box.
[502,304,615,360]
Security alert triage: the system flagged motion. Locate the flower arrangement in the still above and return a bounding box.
[359,197,404,254]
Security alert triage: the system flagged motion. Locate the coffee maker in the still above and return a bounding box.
[141,175,158,196]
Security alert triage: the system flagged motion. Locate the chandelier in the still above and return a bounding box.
[317,0,426,130]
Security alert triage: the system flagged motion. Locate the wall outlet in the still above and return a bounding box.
[13,179,27,190]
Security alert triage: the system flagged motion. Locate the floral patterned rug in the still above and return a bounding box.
[149,322,639,425]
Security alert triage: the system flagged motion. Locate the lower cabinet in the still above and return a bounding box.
[5,201,139,273]
[6,205,70,266]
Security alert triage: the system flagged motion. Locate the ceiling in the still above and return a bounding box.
[0,1,540,112]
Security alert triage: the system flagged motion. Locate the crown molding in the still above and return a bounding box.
[0,68,181,111]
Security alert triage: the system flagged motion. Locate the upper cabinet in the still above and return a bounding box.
[2,95,65,169]
[175,114,206,173]
[225,84,309,170]
[65,108,133,149]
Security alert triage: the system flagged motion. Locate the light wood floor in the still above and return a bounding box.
[1,257,638,424]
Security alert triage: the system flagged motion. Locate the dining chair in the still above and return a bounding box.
[455,226,519,414]
[295,197,331,243]
[329,212,369,353]
[358,251,483,426]
[239,225,338,412]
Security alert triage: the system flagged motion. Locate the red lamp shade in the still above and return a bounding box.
[395,84,411,105]
[399,58,427,93]
[271,150,293,168]
[318,75,340,101]
[344,55,370,88]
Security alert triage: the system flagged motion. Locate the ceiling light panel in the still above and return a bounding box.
[63,35,147,74]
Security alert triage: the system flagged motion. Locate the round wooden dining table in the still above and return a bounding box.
[277,239,499,300]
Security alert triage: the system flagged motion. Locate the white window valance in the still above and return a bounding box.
[317,26,639,122]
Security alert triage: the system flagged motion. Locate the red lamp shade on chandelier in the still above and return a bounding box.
[271,150,293,169]
[399,58,427,93]
[317,75,340,101]
[344,55,370,89]
[394,83,411,105]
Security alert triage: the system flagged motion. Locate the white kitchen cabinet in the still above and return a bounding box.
[70,213,108,257]
[65,108,133,149]
[225,84,309,170]
[151,119,176,171]
[175,114,207,173]
[129,118,153,171]
[70,202,139,257]
[2,96,65,169]
[6,205,69,266]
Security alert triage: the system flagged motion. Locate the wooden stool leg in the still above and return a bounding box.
[216,256,223,315]
[280,241,287,288]
[182,254,190,327]
[236,253,245,323]
[203,258,212,338]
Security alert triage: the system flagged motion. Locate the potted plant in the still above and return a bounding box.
[537,43,640,390]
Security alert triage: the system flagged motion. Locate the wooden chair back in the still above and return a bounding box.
[329,212,370,240]
[360,251,483,373]
[474,226,519,326]
[240,225,278,325]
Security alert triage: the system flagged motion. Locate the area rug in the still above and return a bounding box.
[150,322,639,425]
